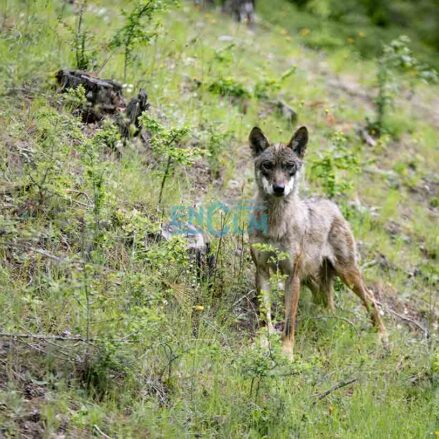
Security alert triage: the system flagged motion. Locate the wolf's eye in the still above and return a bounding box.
[261,162,273,171]
[285,163,297,174]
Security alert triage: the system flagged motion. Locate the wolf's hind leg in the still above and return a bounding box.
[307,278,326,307]
[319,259,336,311]
[307,260,336,311]
[336,264,388,344]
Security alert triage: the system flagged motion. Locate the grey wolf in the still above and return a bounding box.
[248,126,388,357]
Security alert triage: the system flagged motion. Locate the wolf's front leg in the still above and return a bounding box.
[255,267,274,335]
[282,273,301,358]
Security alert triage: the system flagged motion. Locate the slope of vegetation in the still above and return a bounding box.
[0,1,438,437]
[262,0,439,70]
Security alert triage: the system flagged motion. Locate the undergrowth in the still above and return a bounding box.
[0,0,438,437]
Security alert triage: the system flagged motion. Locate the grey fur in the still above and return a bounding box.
[248,126,388,357]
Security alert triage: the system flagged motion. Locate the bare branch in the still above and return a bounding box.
[313,378,357,404]
[93,425,114,439]
[0,332,134,344]
[376,300,429,337]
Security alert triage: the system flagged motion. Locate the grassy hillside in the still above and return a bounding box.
[259,0,439,70]
[0,0,438,437]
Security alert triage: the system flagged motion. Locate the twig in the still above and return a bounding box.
[158,154,172,206]
[158,132,179,206]
[313,378,357,404]
[211,210,230,292]
[19,340,69,363]
[0,358,26,381]
[360,259,379,270]
[96,49,117,75]
[0,332,91,342]
[0,332,133,344]
[93,425,113,439]
[29,247,64,262]
[375,300,429,337]
[232,289,256,308]
[31,336,76,359]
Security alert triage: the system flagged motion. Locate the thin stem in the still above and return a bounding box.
[158,155,172,206]
[313,378,357,404]
[124,46,129,82]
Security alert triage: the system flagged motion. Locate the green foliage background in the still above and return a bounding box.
[0,0,438,437]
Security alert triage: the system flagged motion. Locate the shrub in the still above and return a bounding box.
[110,0,176,80]
[208,77,251,99]
[141,114,203,205]
[367,36,437,136]
[310,131,359,198]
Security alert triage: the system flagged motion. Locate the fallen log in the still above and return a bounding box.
[222,0,256,24]
[117,89,150,138]
[56,69,149,139]
[56,69,125,115]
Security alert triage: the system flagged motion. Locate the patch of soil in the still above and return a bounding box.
[371,281,432,336]
[408,175,439,210]
[189,159,216,198]
[15,406,44,439]
[0,341,51,438]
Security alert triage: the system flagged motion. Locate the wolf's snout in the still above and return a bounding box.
[273,184,285,196]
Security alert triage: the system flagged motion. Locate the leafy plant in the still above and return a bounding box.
[311,131,359,198]
[71,0,96,70]
[141,114,202,205]
[110,0,173,81]
[79,127,112,342]
[238,335,309,412]
[368,35,437,136]
[93,119,122,151]
[202,126,233,176]
[63,84,88,113]
[208,77,251,99]
[79,340,131,398]
[24,107,83,208]
[213,42,235,64]
[254,67,296,99]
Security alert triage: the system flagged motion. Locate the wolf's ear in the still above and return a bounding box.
[249,127,270,156]
[287,126,308,158]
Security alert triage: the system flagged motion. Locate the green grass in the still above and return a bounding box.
[0,1,438,437]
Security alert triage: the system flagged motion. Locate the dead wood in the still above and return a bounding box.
[56,69,150,138]
[313,378,357,404]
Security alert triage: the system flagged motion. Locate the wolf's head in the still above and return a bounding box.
[249,126,308,199]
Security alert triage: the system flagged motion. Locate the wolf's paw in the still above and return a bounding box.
[281,341,294,360]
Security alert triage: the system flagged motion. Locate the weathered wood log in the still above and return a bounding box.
[114,89,150,139]
[56,69,125,121]
[56,70,149,138]
[124,89,150,136]
[222,0,255,24]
